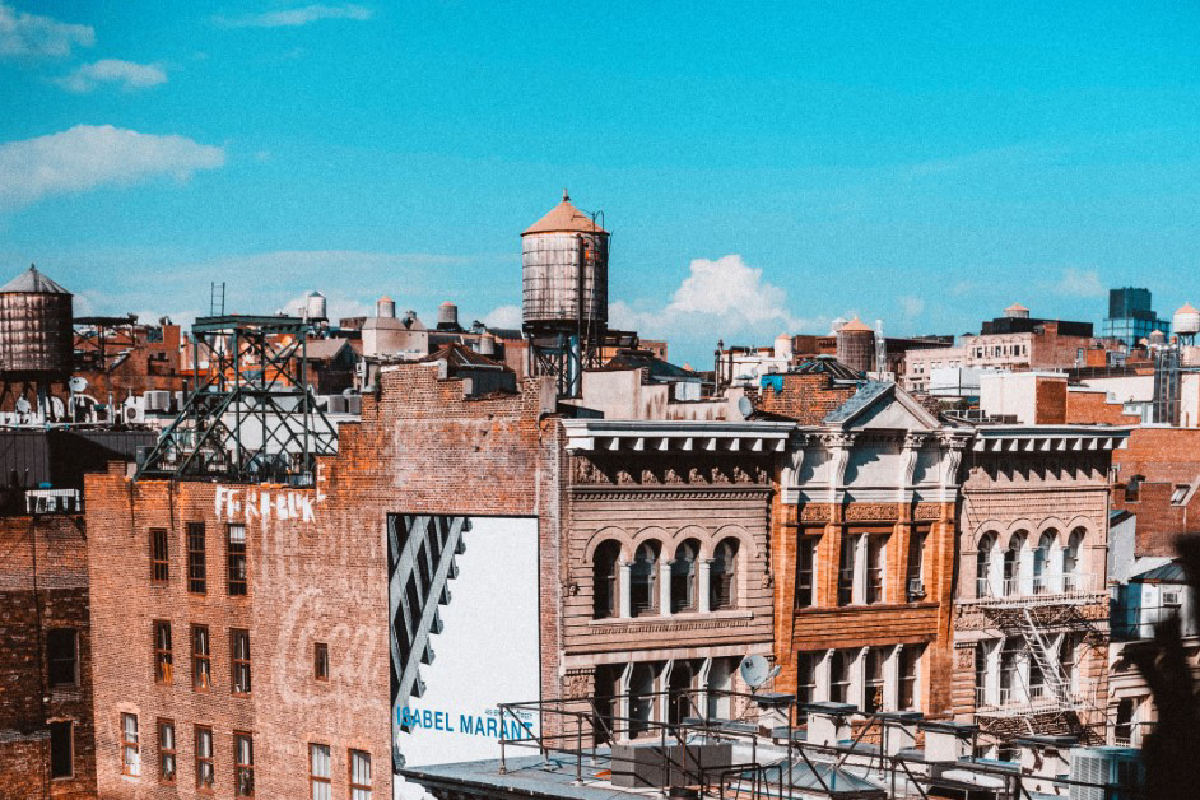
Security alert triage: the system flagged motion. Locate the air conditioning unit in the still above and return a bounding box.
[123,398,145,423]
[907,578,926,601]
[1069,747,1143,800]
[1162,590,1182,606]
[143,391,172,413]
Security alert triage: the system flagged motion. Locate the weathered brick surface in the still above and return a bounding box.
[759,374,857,425]
[1065,390,1141,426]
[1111,428,1200,557]
[0,514,96,800]
[86,364,562,799]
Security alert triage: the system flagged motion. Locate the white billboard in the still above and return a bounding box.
[388,515,540,798]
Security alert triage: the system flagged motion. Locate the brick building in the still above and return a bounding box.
[953,424,1129,745]
[765,366,971,722]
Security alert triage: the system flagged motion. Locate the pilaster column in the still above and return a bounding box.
[618,562,632,618]
[698,559,713,613]
[659,560,672,616]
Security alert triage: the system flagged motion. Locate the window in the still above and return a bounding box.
[795,537,817,608]
[1114,698,1135,746]
[1004,534,1025,596]
[864,648,884,713]
[151,528,169,583]
[866,536,886,604]
[1125,475,1144,503]
[837,535,857,605]
[999,641,1018,704]
[154,621,173,684]
[46,628,78,688]
[231,629,251,695]
[906,532,927,600]
[592,540,620,619]
[192,625,211,691]
[315,642,329,681]
[121,713,140,776]
[234,732,254,796]
[795,652,817,711]
[900,645,923,711]
[1062,529,1083,592]
[196,726,215,792]
[227,525,247,595]
[1033,531,1055,594]
[187,522,206,594]
[670,539,699,613]
[630,541,659,617]
[50,720,72,779]
[1059,634,1078,691]
[710,538,739,610]
[158,719,176,784]
[976,534,997,598]
[310,743,331,800]
[350,750,372,800]
[829,650,850,704]
[974,643,990,707]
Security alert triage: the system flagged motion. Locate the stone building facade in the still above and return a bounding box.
[953,425,1129,744]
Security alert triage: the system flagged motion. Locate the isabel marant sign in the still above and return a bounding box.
[387,514,540,799]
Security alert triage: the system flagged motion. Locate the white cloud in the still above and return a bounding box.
[898,296,925,319]
[0,125,225,211]
[1055,267,1105,298]
[482,304,522,329]
[57,59,167,92]
[215,4,372,28]
[613,255,820,344]
[0,2,93,58]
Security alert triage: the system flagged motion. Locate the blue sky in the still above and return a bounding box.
[1,2,1198,367]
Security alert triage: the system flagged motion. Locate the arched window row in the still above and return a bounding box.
[592,533,745,620]
[975,525,1089,599]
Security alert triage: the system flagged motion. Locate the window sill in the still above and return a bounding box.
[589,609,753,626]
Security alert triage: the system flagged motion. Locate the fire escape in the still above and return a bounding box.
[974,570,1108,742]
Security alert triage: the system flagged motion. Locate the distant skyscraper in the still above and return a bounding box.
[1103,287,1169,347]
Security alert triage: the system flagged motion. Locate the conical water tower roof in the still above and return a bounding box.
[838,316,874,333]
[523,190,606,235]
[2,264,70,294]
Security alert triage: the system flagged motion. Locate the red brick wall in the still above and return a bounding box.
[86,364,562,799]
[1066,390,1142,425]
[1034,377,1067,424]
[759,374,857,424]
[0,514,96,799]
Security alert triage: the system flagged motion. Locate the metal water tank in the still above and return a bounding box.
[1173,302,1200,337]
[521,191,609,329]
[1004,302,1030,319]
[306,291,327,321]
[437,301,459,331]
[0,265,73,375]
[376,296,396,318]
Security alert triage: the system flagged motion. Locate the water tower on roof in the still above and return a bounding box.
[1173,302,1199,345]
[521,190,610,396]
[0,264,74,421]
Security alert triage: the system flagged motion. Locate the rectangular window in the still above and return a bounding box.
[837,536,856,606]
[187,522,206,594]
[158,719,176,784]
[795,652,817,709]
[350,750,372,800]
[227,524,247,596]
[900,645,924,710]
[151,528,169,583]
[906,532,927,601]
[196,726,215,792]
[231,629,251,695]
[315,642,329,682]
[192,625,211,691]
[310,743,331,800]
[864,648,885,713]
[153,621,173,684]
[46,628,78,688]
[121,713,140,776]
[795,537,817,609]
[829,650,850,704]
[234,732,254,796]
[50,720,73,779]
[866,536,886,604]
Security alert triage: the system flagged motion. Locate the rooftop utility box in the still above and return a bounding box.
[609,742,732,788]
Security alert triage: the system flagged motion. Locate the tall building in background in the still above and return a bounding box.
[1103,287,1169,348]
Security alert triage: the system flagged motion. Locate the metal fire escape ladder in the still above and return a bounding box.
[1017,608,1074,709]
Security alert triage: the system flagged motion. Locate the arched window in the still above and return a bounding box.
[667,661,695,725]
[630,542,660,618]
[1062,528,1084,592]
[1033,530,1056,594]
[710,538,740,611]
[628,663,656,737]
[592,541,621,619]
[976,534,998,598]
[1004,533,1026,597]
[670,540,700,613]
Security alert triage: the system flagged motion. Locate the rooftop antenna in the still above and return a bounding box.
[210,281,225,316]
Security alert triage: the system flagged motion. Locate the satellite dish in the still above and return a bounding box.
[69,376,87,392]
[739,655,780,690]
[737,396,754,420]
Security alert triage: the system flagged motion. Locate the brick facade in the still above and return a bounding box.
[0,514,96,800]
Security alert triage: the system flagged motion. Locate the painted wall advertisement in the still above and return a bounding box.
[388,514,540,797]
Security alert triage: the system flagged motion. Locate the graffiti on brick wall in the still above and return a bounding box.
[213,464,328,529]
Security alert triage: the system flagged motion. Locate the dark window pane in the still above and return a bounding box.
[50,721,72,778]
[46,629,77,688]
